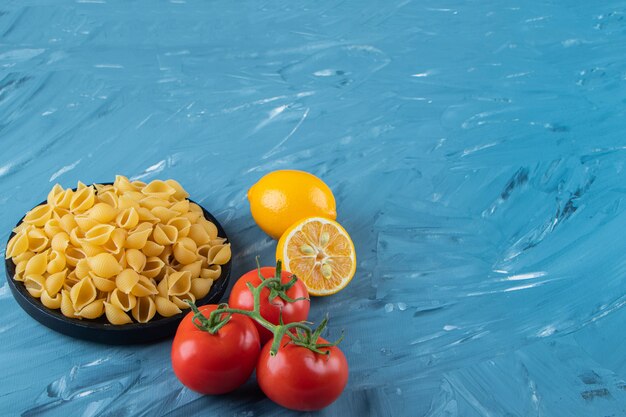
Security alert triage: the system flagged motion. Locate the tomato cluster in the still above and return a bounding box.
[171,266,349,411]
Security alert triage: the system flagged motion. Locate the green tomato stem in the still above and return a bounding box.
[191,258,342,356]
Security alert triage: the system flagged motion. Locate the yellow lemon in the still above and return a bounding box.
[247,170,336,240]
[276,217,356,296]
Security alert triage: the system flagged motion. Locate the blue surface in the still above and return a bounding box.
[2,1,626,416]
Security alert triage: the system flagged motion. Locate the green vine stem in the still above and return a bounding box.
[185,259,343,356]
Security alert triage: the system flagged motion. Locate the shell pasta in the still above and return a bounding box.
[6,176,230,325]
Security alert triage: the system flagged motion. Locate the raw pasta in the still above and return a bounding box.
[104,302,132,325]
[6,176,230,325]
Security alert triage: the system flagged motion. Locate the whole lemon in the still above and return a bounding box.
[247,170,337,240]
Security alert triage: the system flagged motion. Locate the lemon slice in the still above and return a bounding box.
[276,217,356,296]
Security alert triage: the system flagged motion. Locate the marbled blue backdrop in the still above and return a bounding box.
[1,1,626,416]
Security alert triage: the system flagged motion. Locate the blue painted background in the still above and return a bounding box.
[2,1,626,416]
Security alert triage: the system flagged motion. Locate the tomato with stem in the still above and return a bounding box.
[256,334,349,411]
[171,304,260,395]
[229,262,310,344]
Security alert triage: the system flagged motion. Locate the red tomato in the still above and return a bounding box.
[171,304,260,395]
[228,266,310,344]
[256,336,349,411]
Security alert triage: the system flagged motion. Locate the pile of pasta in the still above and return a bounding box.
[5,176,231,325]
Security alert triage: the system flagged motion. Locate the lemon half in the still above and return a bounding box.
[277,217,356,296]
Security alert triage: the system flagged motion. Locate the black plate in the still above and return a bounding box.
[4,188,231,345]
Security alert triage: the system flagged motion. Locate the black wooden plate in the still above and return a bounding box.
[4,189,231,345]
